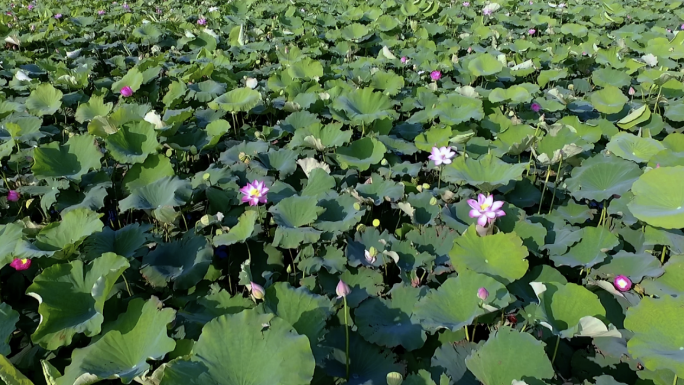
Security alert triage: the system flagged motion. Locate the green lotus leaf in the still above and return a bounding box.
[449,225,529,284]
[163,81,187,107]
[111,67,144,93]
[55,297,176,385]
[467,53,504,77]
[270,196,325,248]
[617,105,651,130]
[26,84,63,116]
[287,57,323,80]
[300,168,335,198]
[341,23,370,41]
[2,115,45,143]
[413,270,513,332]
[0,223,23,268]
[551,227,619,268]
[442,153,528,192]
[594,251,663,282]
[592,68,631,88]
[405,369,449,385]
[640,254,684,297]
[371,71,405,96]
[122,154,175,193]
[430,341,477,385]
[556,200,593,224]
[56,182,110,214]
[606,132,664,163]
[537,69,568,88]
[257,148,298,178]
[354,177,404,205]
[132,23,162,43]
[322,329,403,385]
[628,166,684,229]
[465,327,555,385]
[209,88,262,113]
[156,309,315,385]
[624,295,684,377]
[565,154,642,201]
[438,95,485,126]
[211,210,256,247]
[405,191,440,226]
[29,208,104,258]
[336,137,386,171]
[187,80,227,103]
[297,246,346,275]
[119,176,192,212]
[314,194,364,232]
[356,283,426,350]
[331,88,398,127]
[0,355,33,385]
[488,86,532,104]
[560,23,588,37]
[665,101,684,122]
[27,253,129,350]
[74,95,113,124]
[0,303,18,356]
[32,134,102,181]
[590,86,629,114]
[264,282,333,354]
[289,122,352,150]
[84,223,151,260]
[531,282,606,337]
[105,120,159,164]
[142,234,212,290]
[220,140,269,164]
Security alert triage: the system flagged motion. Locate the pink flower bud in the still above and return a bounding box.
[336,280,351,298]
[477,287,489,300]
[120,86,133,97]
[250,282,265,300]
[430,70,442,81]
[400,56,407,63]
[613,275,632,292]
[7,190,19,202]
[628,87,635,96]
[528,28,536,35]
[10,258,31,271]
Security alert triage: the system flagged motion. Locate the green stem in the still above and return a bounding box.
[673,375,678,385]
[549,157,563,214]
[661,245,667,264]
[343,296,350,381]
[438,165,442,189]
[537,166,551,215]
[465,326,470,342]
[551,335,560,364]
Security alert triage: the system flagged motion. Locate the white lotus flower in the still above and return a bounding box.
[15,70,31,81]
[216,212,224,221]
[208,6,218,12]
[245,77,258,89]
[144,111,165,129]
[66,49,81,59]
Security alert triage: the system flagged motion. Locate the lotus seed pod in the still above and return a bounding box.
[422,183,430,189]
[353,203,361,210]
[387,372,403,385]
[356,224,367,232]
[429,197,438,205]
[372,219,380,227]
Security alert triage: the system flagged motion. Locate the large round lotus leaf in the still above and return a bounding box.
[119,176,192,211]
[594,251,664,282]
[590,86,629,114]
[132,23,162,43]
[531,282,606,338]
[0,355,33,385]
[371,71,405,96]
[55,297,176,385]
[331,88,397,126]
[341,23,370,40]
[111,67,144,93]
[27,253,129,350]
[467,54,504,77]
[336,137,387,171]
[105,120,159,164]
[355,283,426,350]
[30,208,104,258]
[314,194,364,232]
[0,223,23,268]
[256,148,298,178]
[441,153,527,192]
[157,309,315,385]
[269,196,325,248]
[617,105,651,130]
[665,101,684,122]
[465,327,555,385]
[354,178,404,205]
[25,83,63,116]
[32,134,103,181]
[0,303,18,356]
[141,234,212,290]
[640,254,684,297]
[628,167,684,229]
[187,80,227,102]
[624,295,684,377]
[560,23,589,37]
[449,225,529,284]
[208,88,262,113]
[74,95,113,123]
[84,223,151,260]
[287,57,324,79]
[430,341,478,385]
[122,154,175,193]
[565,154,642,201]
[606,132,664,163]
[551,227,619,268]
[213,211,257,247]
[264,282,334,353]
[413,270,513,332]
[592,69,631,88]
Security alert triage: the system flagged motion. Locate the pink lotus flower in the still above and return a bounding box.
[197,17,207,25]
[250,282,265,300]
[98,10,105,15]
[240,180,269,206]
[7,190,20,202]
[483,8,492,15]
[463,1,470,5]
[614,275,632,292]
[10,258,31,271]
[467,47,472,53]
[628,87,635,96]
[477,287,489,300]
[54,13,62,19]
[531,103,541,112]
[428,146,456,166]
[122,3,129,10]
[430,70,442,81]
[120,86,133,97]
[27,4,33,10]
[156,7,162,14]
[336,280,351,298]
[468,193,506,227]
[681,24,684,30]
[401,56,407,63]
[528,28,536,35]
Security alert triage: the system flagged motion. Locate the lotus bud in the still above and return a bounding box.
[250,282,265,300]
[477,287,489,301]
[613,275,632,292]
[7,190,20,202]
[429,197,438,205]
[286,264,292,274]
[120,86,133,97]
[365,247,377,264]
[336,280,351,298]
[628,87,635,96]
[568,84,574,91]
[381,158,388,166]
[387,372,404,385]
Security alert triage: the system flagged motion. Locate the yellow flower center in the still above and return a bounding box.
[480,203,491,210]
[249,187,260,197]
[20,258,27,264]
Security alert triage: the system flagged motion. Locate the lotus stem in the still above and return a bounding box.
[551,335,560,364]
[122,274,133,296]
[438,165,442,189]
[673,375,678,385]
[343,296,350,381]
[661,245,667,263]
[465,325,470,342]
[537,166,552,215]
[549,157,563,214]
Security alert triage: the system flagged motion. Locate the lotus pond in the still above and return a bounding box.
[1,0,684,384]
